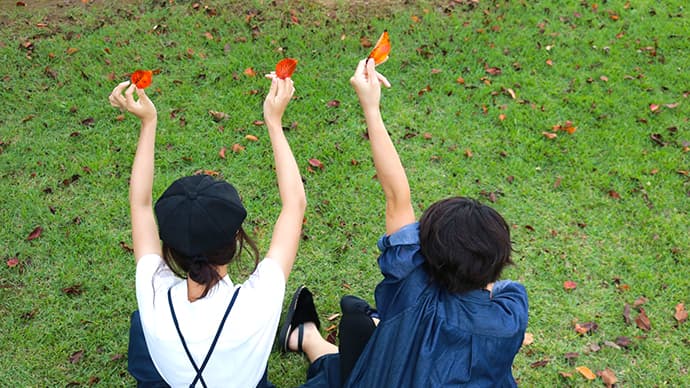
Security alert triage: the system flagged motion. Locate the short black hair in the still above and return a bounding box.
[418,197,513,294]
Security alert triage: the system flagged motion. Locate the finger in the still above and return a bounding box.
[135,87,149,102]
[112,80,131,96]
[354,59,366,78]
[377,72,391,88]
[265,71,277,79]
[366,59,377,84]
[267,76,278,99]
[124,83,136,105]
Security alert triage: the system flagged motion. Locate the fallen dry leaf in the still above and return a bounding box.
[243,67,256,77]
[219,146,226,159]
[542,131,557,139]
[69,350,85,364]
[6,257,19,268]
[574,321,598,335]
[530,359,549,368]
[674,303,688,323]
[650,103,660,112]
[598,368,618,387]
[633,296,649,308]
[635,308,651,331]
[245,134,258,142]
[27,226,43,241]
[232,143,244,153]
[623,303,632,324]
[209,110,228,122]
[563,280,577,290]
[576,366,596,380]
[308,158,324,169]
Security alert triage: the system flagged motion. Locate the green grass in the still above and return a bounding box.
[0,0,688,386]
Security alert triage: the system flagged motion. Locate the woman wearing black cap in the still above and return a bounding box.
[108,72,304,387]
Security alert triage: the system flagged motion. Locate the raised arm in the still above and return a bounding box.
[350,59,415,235]
[109,81,161,262]
[263,74,306,280]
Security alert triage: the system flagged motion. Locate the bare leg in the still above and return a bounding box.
[288,322,338,363]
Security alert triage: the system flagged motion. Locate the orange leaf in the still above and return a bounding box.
[27,226,43,241]
[674,303,688,323]
[6,257,19,268]
[130,70,153,89]
[276,58,298,79]
[244,67,256,77]
[563,280,577,290]
[368,30,390,66]
[245,134,259,142]
[219,146,226,159]
[542,131,557,139]
[575,366,596,380]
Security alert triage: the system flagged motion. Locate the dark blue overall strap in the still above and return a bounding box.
[168,286,241,388]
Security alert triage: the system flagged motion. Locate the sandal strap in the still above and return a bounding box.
[297,323,304,353]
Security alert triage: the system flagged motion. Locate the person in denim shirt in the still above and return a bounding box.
[282,59,528,387]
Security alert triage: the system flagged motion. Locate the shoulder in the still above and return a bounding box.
[378,222,420,250]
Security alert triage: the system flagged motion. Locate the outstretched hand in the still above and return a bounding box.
[263,73,295,127]
[108,81,157,124]
[350,58,391,111]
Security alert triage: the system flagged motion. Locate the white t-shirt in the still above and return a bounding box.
[136,254,286,388]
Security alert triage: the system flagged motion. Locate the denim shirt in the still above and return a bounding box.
[346,223,529,387]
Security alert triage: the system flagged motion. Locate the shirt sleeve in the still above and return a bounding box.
[237,258,286,322]
[376,222,424,281]
[491,280,529,330]
[136,253,177,325]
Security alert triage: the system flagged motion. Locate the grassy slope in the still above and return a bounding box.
[0,0,688,386]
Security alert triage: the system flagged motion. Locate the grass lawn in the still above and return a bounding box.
[0,0,688,386]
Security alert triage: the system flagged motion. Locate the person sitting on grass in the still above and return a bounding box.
[278,58,529,387]
[108,72,304,388]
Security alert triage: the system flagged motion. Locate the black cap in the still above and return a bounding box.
[154,175,247,257]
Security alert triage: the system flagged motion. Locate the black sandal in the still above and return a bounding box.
[278,286,320,354]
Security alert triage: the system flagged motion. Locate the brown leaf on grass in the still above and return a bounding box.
[542,131,557,139]
[110,353,125,361]
[498,113,506,121]
[88,376,100,386]
[608,190,621,200]
[418,85,432,96]
[327,313,341,321]
[219,146,226,159]
[209,110,228,122]
[575,366,596,380]
[203,32,214,40]
[245,134,258,142]
[675,303,688,323]
[615,336,632,348]
[62,174,81,187]
[598,368,618,387]
[66,47,79,55]
[664,102,679,109]
[253,120,264,126]
[485,66,502,75]
[545,58,553,66]
[27,226,43,241]
[623,303,632,324]
[633,296,648,308]
[6,257,19,268]
[326,330,337,344]
[327,100,340,108]
[232,143,244,153]
[635,308,651,331]
[308,158,324,169]
[119,241,133,253]
[574,321,598,335]
[69,350,85,364]
[243,67,256,77]
[563,280,577,290]
[62,284,84,296]
[359,36,372,48]
[650,103,660,112]
[558,371,573,378]
[530,359,549,368]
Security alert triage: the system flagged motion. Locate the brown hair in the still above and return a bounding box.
[161,227,260,298]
